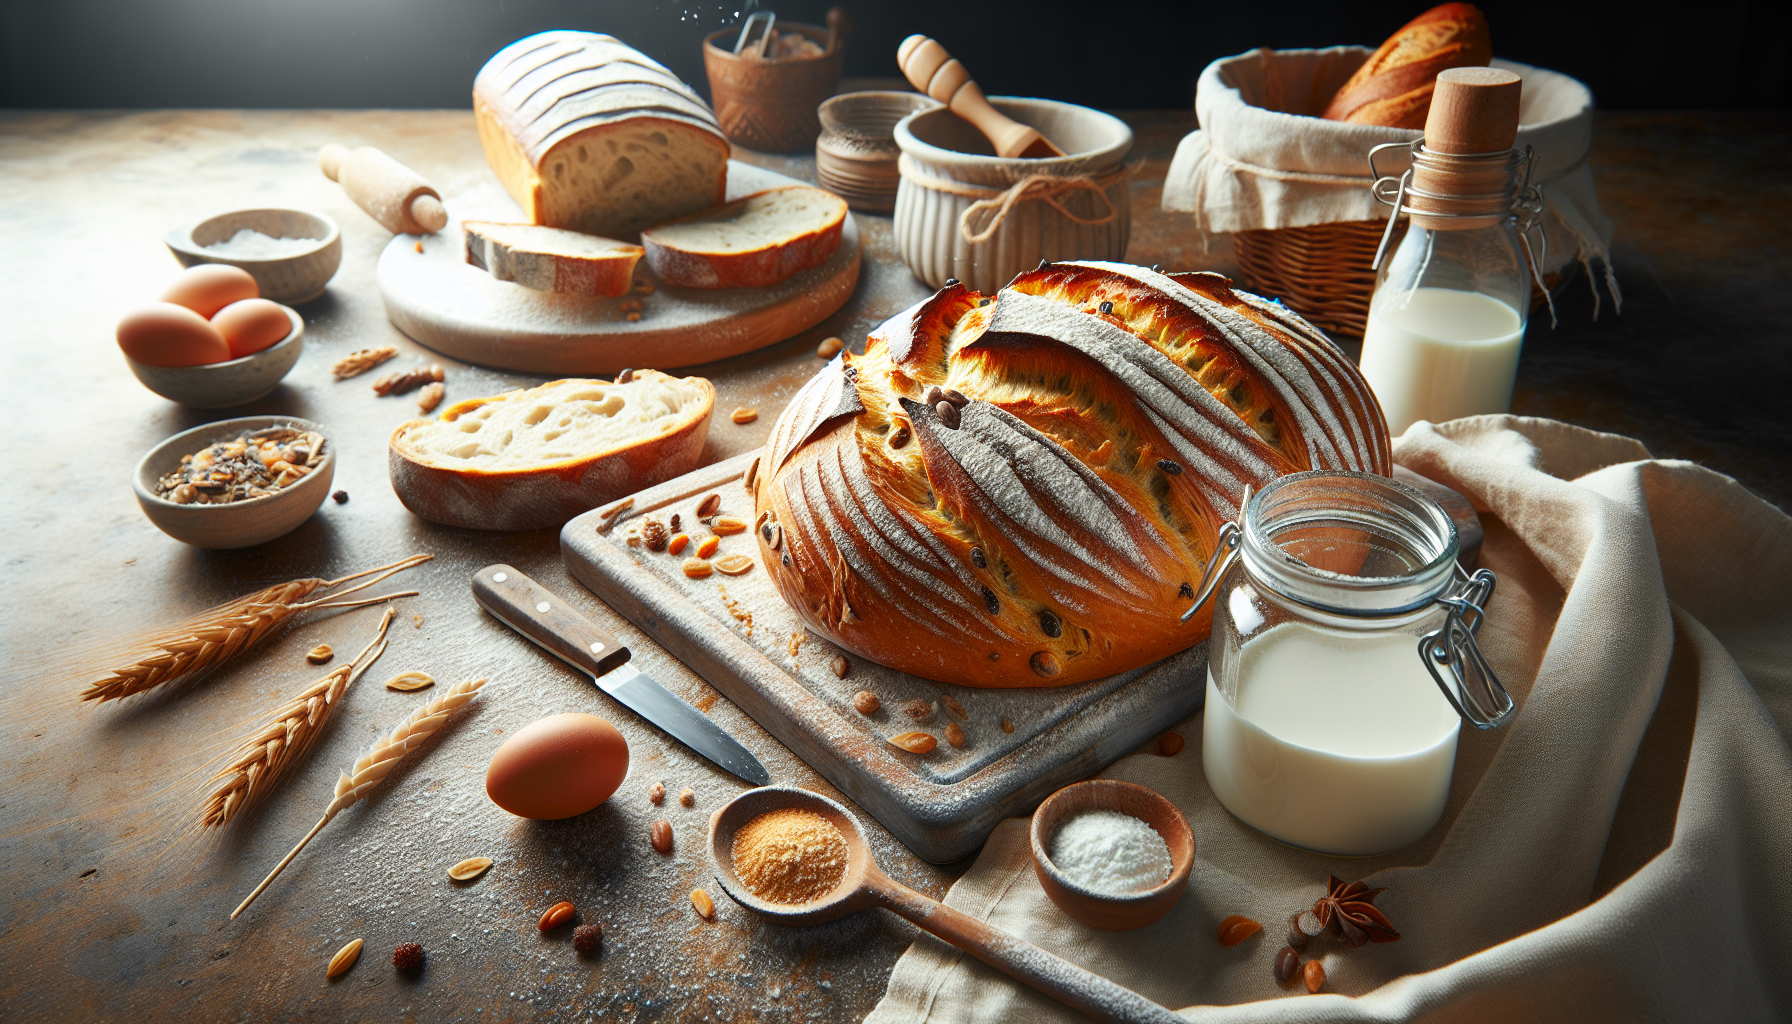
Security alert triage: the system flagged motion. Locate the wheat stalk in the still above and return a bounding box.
[79,554,431,704]
[232,676,488,919]
[198,608,397,830]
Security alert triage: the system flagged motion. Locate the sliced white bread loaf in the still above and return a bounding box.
[463,221,644,297]
[389,372,713,531]
[474,31,730,242]
[640,186,848,289]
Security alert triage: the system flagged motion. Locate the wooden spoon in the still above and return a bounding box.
[708,786,1184,1024]
[897,34,1065,159]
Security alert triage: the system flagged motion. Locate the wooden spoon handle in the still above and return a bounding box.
[871,877,1184,1024]
[896,34,1063,159]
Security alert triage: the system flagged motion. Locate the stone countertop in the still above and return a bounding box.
[0,107,1786,1023]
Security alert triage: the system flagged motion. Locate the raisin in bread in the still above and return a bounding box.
[474,31,730,241]
[751,262,1390,687]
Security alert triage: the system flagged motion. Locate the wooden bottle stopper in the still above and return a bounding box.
[318,143,447,236]
[897,35,1064,160]
[1423,67,1522,155]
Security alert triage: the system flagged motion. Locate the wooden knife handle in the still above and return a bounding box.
[317,143,448,236]
[471,564,632,678]
[896,34,1063,159]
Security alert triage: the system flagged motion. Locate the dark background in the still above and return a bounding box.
[2,0,1786,112]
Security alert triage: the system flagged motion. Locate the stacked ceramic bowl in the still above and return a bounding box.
[815,91,940,213]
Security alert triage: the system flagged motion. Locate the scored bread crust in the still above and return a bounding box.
[640,186,848,289]
[390,372,714,531]
[750,262,1390,688]
[1321,3,1492,129]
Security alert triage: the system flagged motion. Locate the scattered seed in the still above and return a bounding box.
[1159,732,1185,757]
[714,554,755,576]
[902,699,933,721]
[690,888,716,921]
[888,423,910,449]
[981,587,999,614]
[306,644,334,665]
[373,364,443,396]
[412,613,423,629]
[696,536,719,559]
[1178,581,1194,599]
[678,788,694,807]
[616,368,634,384]
[1039,610,1062,638]
[625,311,643,322]
[817,336,844,358]
[392,942,424,971]
[331,346,397,379]
[1285,913,1309,950]
[682,558,713,579]
[731,407,758,425]
[712,515,748,535]
[944,721,965,748]
[970,546,986,568]
[619,298,643,313]
[642,518,668,552]
[935,401,960,429]
[941,694,967,718]
[385,670,435,692]
[448,857,493,882]
[649,782,666,805]
[573,923,602,954]
[1275,947,1301,984]
[1303,959,1325,994]
[538,901,576,931]
[414,240,424,254]
[889,731,937,754]
[744,455,761,491]
[416,381,445,413]
[1156,458,1184,476]
[1217,915,1263,947]
[941,387,969,407]
[327,938,363,979]
[1098,300,1114,314]
[697,493,721,517]
[852,690,879,715]
[668,533,690,554]
[651,820,673,853]
[1000,717,1015,733]
[332,490,349,504]
[634,280,654,294]
[1030,651,1060,678]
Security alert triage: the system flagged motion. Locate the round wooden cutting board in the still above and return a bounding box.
[377,161,860,375]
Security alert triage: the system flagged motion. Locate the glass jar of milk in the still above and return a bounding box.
[1187,471,1513,855]
[1359,143,1546,437]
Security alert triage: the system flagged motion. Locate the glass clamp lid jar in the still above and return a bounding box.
[1181,471,1513,856]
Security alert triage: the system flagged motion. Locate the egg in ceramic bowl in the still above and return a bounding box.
[486,712,629,820]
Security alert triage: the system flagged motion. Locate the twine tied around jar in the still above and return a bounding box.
[897,154,1135,244]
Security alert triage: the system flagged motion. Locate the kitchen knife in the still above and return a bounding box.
[472,564,771,787]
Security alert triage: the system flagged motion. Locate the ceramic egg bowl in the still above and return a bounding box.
[133,415,335,549]
[165,208,341,304]
[1030,779,1193,931]
[123,304,303,409]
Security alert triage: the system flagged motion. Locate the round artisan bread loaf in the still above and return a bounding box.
[391,372,713,531]
[750,262,1390,688]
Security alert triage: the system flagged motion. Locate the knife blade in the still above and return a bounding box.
[471,563,771,787]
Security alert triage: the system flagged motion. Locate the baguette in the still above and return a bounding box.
[640,186,847,289]
[463,221,643,297]
[1321,4,1492,129]
[389,373,713,531]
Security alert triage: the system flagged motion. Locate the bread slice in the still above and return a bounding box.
[474,31,730,241]
[640,186,848,289]
[463,221,644,297]
[389,372,713,531]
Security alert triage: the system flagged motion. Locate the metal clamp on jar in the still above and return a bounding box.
[1182,471,1512,855]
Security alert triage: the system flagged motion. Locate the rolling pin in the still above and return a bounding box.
[897,35,1064,159]
[317,143,448,236]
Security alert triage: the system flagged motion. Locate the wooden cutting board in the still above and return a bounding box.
[560,451,1207,864]
[378,161,861,375]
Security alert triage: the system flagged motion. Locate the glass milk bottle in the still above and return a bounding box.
[1359,67,1548,437]
[1181,471,1514,855]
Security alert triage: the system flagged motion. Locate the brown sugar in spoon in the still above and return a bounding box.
[708,787,1185,1024]
[897,34,1065,159]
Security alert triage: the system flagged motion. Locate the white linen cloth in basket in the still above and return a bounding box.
[1162,49,1620,313]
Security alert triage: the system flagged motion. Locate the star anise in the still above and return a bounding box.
[1313,875,1401,946]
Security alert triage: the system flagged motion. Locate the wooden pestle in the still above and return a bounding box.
[318,143,447,236]
[897,35,1064,159]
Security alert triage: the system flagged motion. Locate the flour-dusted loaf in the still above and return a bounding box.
[474,31,730,241]
[463,222,644,296]
[751,262,1390,688]
[640,186,848,289]
[390,372,714,531]
[1321,4,1492,129]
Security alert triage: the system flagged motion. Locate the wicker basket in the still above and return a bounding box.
[1232,219,1400,339]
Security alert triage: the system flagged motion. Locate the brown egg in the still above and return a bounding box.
[485,712,629,820]
[161,264,259,318]
[116,303,231,367]
[211,298,293,359]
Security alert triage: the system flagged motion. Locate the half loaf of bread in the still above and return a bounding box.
[390,372,714,531]
[641,186,847,289]
[1321,3,1492,129]
[752,262,1391,688]
[464,222,644,296]
[474,31,731,241]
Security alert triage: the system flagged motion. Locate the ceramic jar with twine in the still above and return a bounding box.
[893,98,1134,294]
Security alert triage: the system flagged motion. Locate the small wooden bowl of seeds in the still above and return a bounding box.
[132,415,335,548]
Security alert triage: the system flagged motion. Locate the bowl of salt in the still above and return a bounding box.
[165,208,341,304]
[1030,779,1193,931]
